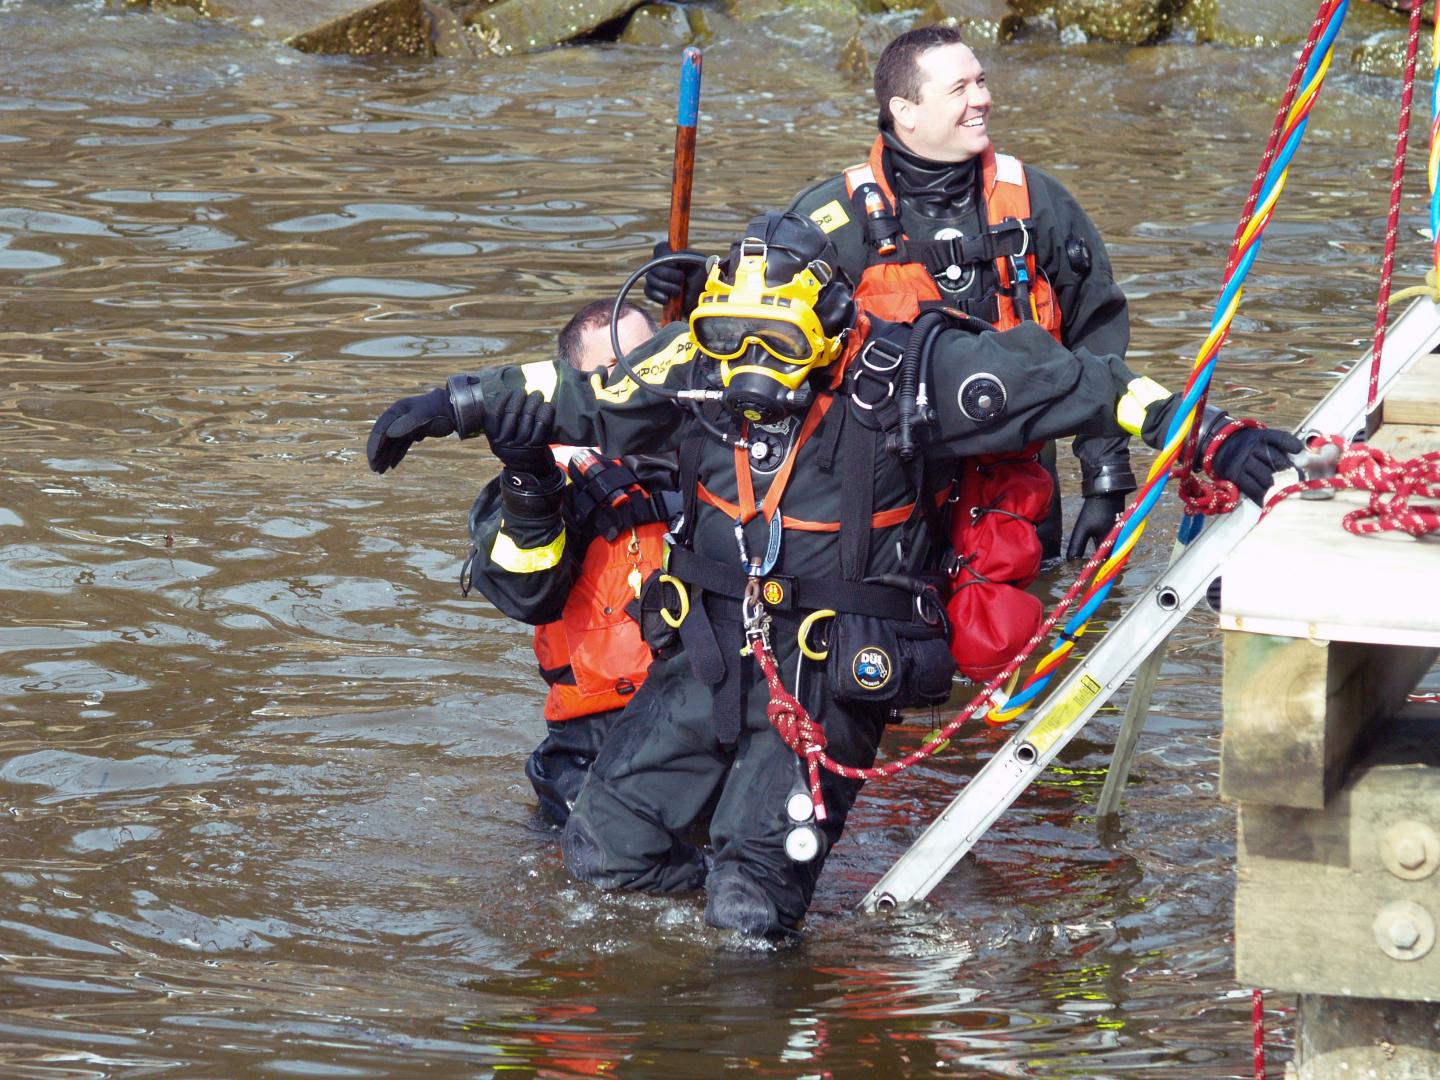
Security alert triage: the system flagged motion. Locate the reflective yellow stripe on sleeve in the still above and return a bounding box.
[1116,376,1170,436]
[520,360,559,402]
[592,333,696,405]
[490,525,566,573]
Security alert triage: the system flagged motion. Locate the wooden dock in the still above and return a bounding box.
[1220,351,1440,1078]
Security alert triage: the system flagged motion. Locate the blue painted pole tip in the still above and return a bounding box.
[677,47,702,127]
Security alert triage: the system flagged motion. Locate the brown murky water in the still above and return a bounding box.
[0,2,1431,1075]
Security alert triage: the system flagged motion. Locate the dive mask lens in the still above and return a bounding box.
[693,315,815,363]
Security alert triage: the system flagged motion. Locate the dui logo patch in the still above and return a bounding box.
[852,646,892,691]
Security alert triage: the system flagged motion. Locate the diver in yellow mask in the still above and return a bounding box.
[367,210,1299,941]
[688,229,852,425]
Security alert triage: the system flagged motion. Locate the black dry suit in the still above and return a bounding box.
[449,315,1187,937]
[789,135,1138,553]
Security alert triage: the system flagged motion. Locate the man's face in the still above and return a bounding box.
[574,310,654,375]
[889,43,991,163]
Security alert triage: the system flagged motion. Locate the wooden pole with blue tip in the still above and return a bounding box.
[664,46,703,325]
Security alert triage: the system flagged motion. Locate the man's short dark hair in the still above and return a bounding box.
[556,299,659,370]
[874,24,967,132]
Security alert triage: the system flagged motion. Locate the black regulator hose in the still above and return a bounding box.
[896,309,946,460]
[609,252,710,401]
[609,252,746,449]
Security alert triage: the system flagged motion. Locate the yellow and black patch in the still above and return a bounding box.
[592,334,696,405]
[809,200,849,234]
[758,574,795,610]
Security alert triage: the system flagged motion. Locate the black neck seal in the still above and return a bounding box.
[883,132,980,219]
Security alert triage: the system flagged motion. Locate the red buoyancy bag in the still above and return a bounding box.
[945,446,1054,682]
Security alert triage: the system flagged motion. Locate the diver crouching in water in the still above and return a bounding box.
[368,211,1300,942]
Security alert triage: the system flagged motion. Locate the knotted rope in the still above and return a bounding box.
[1177,418,1264,517]
[749,633,830,822]
[1265,436,1440,537]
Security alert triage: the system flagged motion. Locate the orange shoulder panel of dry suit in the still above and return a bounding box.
[843,137,1061,340]
[532,520,668,722]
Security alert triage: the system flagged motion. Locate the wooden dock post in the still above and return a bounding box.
[1220,352,1440,1077]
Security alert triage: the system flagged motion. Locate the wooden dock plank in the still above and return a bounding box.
[1370,422,1440,458]
[1219,491,1440,647]
[1220,635,1437,808]
[1386,351,1440,425]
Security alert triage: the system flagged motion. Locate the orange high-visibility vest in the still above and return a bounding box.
[533,520,667,722]
[843,137,1061,338]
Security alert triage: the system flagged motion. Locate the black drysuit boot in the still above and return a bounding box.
[525,708,626,825]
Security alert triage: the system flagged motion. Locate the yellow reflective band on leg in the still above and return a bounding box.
[520,360,559,402]
[489,526,565,573]
[1116,376,1170,436]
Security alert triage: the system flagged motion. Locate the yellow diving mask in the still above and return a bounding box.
[690,238,845,392]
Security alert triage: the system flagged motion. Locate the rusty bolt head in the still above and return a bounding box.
[1381,821,1439,881]
[1373,900,1435,961]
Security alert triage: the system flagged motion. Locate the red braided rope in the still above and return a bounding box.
[1252,989,1266,1080]
[1265,436,1440,537]
[1178,418,1262,516]
[749,634,831,822]
[747,522,1125,786]
[1369,0,1426,413]
[752,433,1436,793]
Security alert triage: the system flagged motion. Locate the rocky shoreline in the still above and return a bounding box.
[122,0,1426,71]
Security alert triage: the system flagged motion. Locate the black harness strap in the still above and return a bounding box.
[675,419,709,545]
[905,218,1032,274]
[838,413,876,583]
[812,391,845,474]
[667,546,915,622]
[676,591,727,685]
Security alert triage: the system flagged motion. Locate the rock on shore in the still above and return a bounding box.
[124,0,1434,68]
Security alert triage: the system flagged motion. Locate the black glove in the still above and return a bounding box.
[483,390,559,479]
[367,387,457,474]
[1066,492,1126,560]
[643,240,707,316]
[1208,422,1303,504]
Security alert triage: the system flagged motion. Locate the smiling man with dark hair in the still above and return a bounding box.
[648,26,1138,565]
